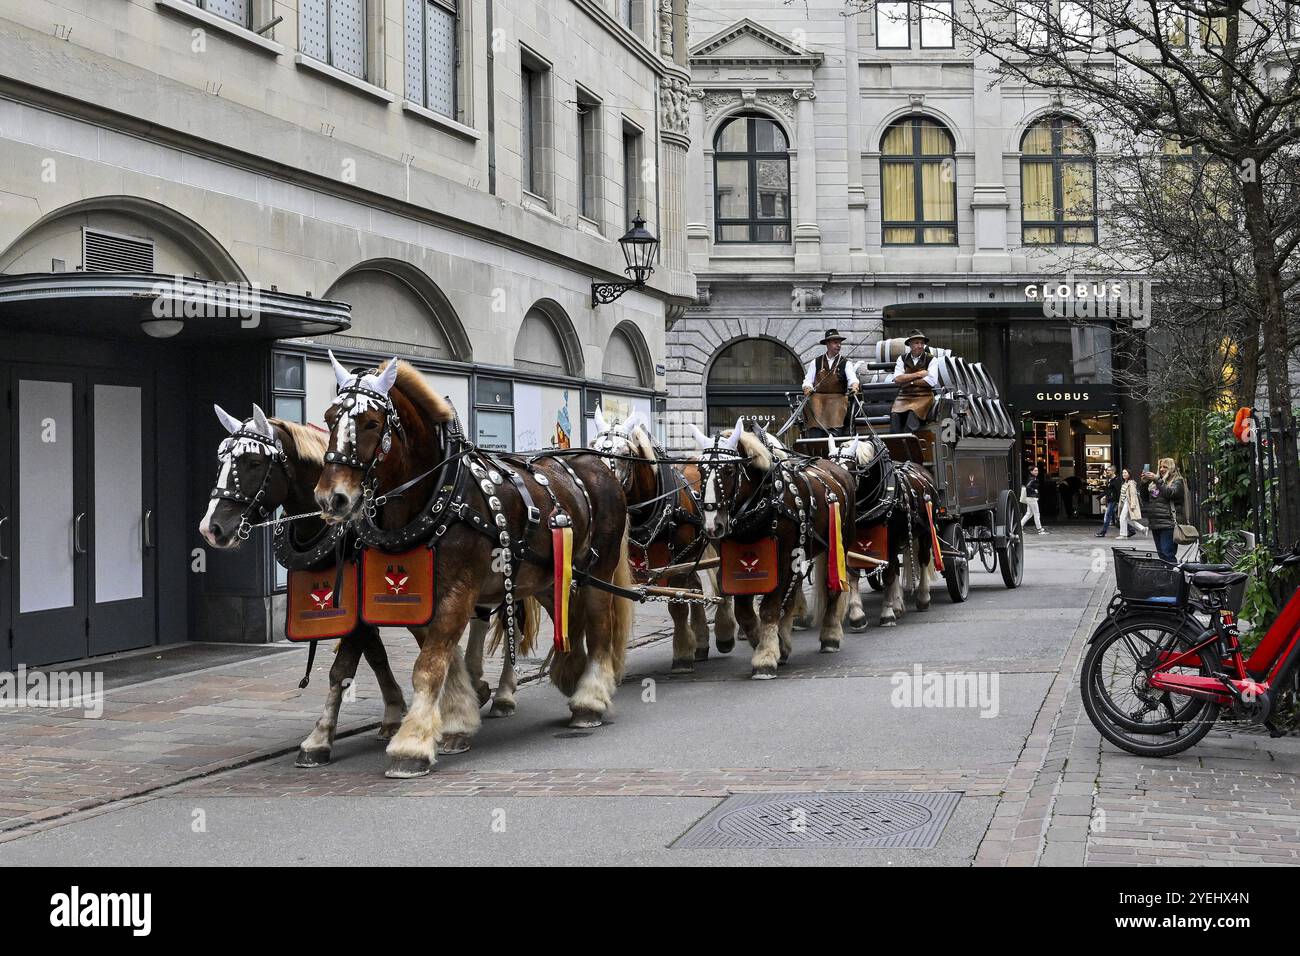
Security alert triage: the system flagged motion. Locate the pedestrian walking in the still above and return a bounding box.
[1117,467,1146,538]
[1141,458,1185,562]
[1020,466,1047,534]
[1096,465,1121,537]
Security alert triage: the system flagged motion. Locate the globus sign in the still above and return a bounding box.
[1007,384,1118,409]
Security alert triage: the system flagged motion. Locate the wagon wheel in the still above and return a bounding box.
[941,522,970,603]
[978,530,998,573]
[997,490,1024,589]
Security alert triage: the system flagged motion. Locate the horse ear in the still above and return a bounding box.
[721,417,743,451]
[213,404,242,435]
[689,423,711,450]
[370,358,399,396]
[250,403,272,437]
[594,405,608,435]
[848,436,861,460]
[328,350,351,389]
[827,434,838,455]
[624,409,641,433]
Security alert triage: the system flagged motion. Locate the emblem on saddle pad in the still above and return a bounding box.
[719,538,779,595]
[383,565,409,595]
[286,564,359,641]
[361,547,434,627]
[309,584,334,611]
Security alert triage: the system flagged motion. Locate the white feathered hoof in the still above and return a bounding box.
[385,756,433,779]
[751,663,778,680]
[847,611,869,631]
[671,657,695,674]
[879,616,898,628]
[294,747,331,769]
[487,699,516,718]
[820,640,841,653]
[569,708,604,729]
[437,733,471,755]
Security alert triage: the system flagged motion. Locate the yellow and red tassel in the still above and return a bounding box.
[827,501,849,592]
[552,526,573,652]
[925,500,945,573]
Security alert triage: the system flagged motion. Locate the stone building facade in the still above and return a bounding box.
[0,0,694,663]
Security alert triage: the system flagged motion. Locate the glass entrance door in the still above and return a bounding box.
[3,365,156,667]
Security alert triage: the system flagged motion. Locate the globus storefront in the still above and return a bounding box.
[883,303,1151,524]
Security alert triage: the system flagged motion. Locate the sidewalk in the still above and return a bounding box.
[0,605,676,833]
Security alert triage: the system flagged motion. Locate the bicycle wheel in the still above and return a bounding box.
[1080,614,1220,757]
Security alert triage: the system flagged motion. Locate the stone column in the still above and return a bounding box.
[844,11,867,266]
[658,69,693,297]
[792,87,821,272]
[686,87,710,271]
[970,50,1011,270]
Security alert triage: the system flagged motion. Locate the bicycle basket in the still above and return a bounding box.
[1113,548,1187,607]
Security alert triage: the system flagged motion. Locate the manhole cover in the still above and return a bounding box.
[672,792,962,849]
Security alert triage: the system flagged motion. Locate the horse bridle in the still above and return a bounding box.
[696,443,761,538]
[323,379,405,515]
[209,429,288,540]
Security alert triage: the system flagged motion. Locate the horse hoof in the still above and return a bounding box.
[294,748,331,768]
[487,700,516,719]
[750,664,778,680]
[848,613,868,631]
[377,722,401,741]
[715,638,735,654]
[694,647,709,662]
[385,756,432,779]
[879,619,897,628]
[820,641,841,653]
[569,709,603,729]
[438,733,471,755]
[475,681,492,708]
[671,658,695,674]
[916,603,930,612]
[778,651,790,664]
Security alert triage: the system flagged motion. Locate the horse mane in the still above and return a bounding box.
[628,424,657,462]
[270,418,326,466]
[734,430,773,472]
[385,359,455,424]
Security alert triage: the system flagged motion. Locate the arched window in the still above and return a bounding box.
[705,338,803,431]
[1020,116,1096,245]
[880,117,957,245]
[713,114,790,243]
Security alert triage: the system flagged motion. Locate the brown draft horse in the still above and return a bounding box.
[314,354,635,778]
[690,420,857,678]
[590,409,737,673]
[198,405,408,762]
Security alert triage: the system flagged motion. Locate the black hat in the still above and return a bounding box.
[820,328,847,345]
[903,329,929,345]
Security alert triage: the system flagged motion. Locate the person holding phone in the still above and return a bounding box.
[1140,458,1184,562]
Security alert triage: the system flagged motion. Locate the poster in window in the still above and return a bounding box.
[477,410,513,452]
[514,384,577,451]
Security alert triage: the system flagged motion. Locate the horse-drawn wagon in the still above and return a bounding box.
[790,339,1024,604]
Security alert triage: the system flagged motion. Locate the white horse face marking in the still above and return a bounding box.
[702,467,719,534]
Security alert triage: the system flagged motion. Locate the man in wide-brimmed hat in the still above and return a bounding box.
[800,328,859,439]
[890,328,938,433]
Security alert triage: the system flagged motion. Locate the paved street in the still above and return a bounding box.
[3,529,1300,865]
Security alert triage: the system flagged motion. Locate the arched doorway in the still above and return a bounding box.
[706,338,803,431]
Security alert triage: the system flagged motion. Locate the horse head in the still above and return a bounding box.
[200,403,291,548]
[691,417,770,540]
[590,409,655,492]
[832,434,879,471]
[315,350,402,523]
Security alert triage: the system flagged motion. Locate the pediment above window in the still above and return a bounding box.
[689,18,824,68]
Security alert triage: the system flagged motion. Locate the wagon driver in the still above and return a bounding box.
[800,328,860,439]
[890,328,939,434]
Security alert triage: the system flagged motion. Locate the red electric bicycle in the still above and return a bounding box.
[1081,542,1300,757]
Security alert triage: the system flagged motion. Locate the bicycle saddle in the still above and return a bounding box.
[1190,570,1247,591]
[1180,562,1232,573]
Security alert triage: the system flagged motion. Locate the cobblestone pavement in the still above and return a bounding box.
[4,527,1299,865]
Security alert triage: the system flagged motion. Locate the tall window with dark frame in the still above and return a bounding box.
[1020,116,1096,245]
[713,114,790,243]
[577,92,602,224]
[404,0,458,118]
[189,0,251,27]
[876,1,955,48]
[880,117,957,245]
[623,125,644,230]
[300,0,368,79]
[521,62,543,197]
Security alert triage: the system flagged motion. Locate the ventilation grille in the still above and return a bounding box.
[82,229,155,273]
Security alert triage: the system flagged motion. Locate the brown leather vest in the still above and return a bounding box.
[898,349,935,400]
[812,354,849,394]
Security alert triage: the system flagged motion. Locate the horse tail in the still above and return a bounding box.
[609,523,635,684]
[487,598,542,658]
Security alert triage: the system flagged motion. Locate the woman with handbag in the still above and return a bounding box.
[1140,458,1191,562]
[1019,466,1047,534]
[1117,467,1147,538]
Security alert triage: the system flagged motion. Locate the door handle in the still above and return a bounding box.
[143,509,154,551]
[0,515,7,561]
[73,512,87,555]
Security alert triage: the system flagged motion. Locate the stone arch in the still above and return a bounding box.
[868,105,971,155]
[1008,107,1094,154]
[515,298,584,377]
[0,195,246,281]
[705,106,793,152]
[603,320,654,388]
[324,259,472,362]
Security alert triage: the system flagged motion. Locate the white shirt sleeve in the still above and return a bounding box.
[846,360,860,389]
[892,356,906,383]
[923,364,938,388]
[802,360,816,389]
